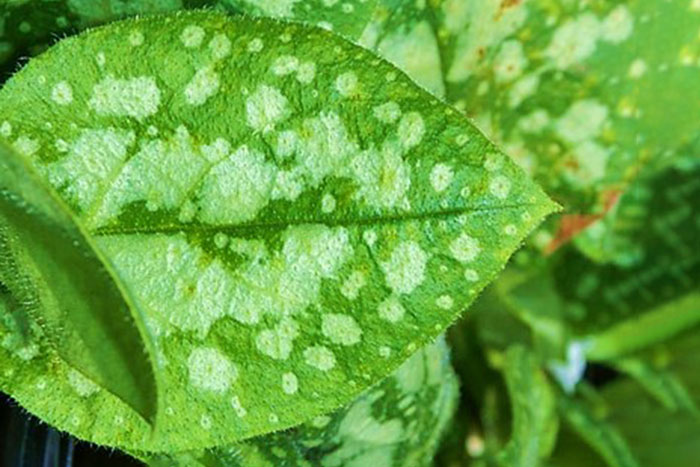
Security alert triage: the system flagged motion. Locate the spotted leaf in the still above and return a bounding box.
[132,338,458,465]
[0,11,555,450]
[416,0,700,221]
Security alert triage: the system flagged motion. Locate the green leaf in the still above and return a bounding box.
[0,138,159,422]
[496,345,558,467]
[612,357,699,415]
[582,292,700,362]
[552,164,700,336]
[0,11,555,451]
[554,330,700,467]
[220,0,379,39]
[558,395,639,467]
[0,1,215,82]
[424,0,700,217]
[134,338,458,466]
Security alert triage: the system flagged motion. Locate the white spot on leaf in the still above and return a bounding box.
[322,313,362,346]
[246,85,290,132]
[89,75,161,120]
[429,163,454,193]
[304,346,336,371]
[187,347,237,393]
[181,25,205,48]
[51,81,73,105]
[184,67,220,106]
[397,112,425,149]
[381,241,428,295]
[378,295,406,323]
[450,233,481,263]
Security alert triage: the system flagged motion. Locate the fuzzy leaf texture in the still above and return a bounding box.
[0,11,556,452]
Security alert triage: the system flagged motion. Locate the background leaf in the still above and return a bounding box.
[134,338,458,466]
[496,345,558,467]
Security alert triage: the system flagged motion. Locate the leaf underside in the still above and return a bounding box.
[0,140,158,423]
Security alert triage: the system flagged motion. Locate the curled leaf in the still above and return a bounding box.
[0,139,159,423]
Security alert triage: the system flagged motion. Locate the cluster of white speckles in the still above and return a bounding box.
[378,295,406,323]
[14,136,40,156]
[628,59,647,79]
[185,66,220,106]
[335,71,359,97]
[187,347,237,393]
[484,153,504,172]
[363,229,378,247]
[181,25,205,48]
[282,372,299,394]
[304,345,336,371]
[381,241,429,295]
[379,346,392,358]
[231,395,247,417]
[436,295,454,310]
[429,163,454,193]
[340,270,366,300]
[322,313,363,346]
[275,130,298,159]
[51,81,73,105]
[464,269,479,282]
[271,55,300,76]
[489,175,512,199]
[373,101,402,123]
[96,52,106,67]
[67,369,99,397]
[0,121,11,137]
[246,85,290,131]
[248,38,264,53]
[200,414,212,429]
[128,30,144,47]
[601,5,634,43]
[321,193,337,213]
[296,62,316,84]
[450,233,481,263]
[397,112,425,149]
[89,75,161,120]
[255,317,299,360]
[209,33,232,60]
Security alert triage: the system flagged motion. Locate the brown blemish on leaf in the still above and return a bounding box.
[545,190,621,254]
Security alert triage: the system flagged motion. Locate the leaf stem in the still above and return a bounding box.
[581,292,700,361]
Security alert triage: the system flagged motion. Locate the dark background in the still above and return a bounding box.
[0,394,140,467]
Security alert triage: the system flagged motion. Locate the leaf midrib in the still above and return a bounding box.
[91,202,547,237]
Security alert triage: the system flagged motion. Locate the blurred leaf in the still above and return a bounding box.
[496,346,558,467]
[558,395,639,467]
[583,292,700,361]
[612,357,699,415]
[427,0,700,218]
